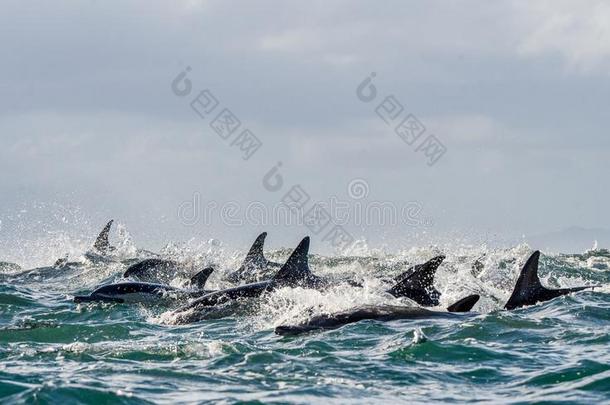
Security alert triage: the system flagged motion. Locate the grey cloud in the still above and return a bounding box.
[0,0,608,260]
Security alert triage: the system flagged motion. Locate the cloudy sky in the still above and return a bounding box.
[1,0,609,259]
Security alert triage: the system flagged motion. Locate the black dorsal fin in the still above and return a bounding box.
[518,250,543,288]
[190,267,214,290]
[394,255,446,287]
[447,294,480,312]
[242,232,268,267]
[504,251,547,310]
[273,237,311,285]
[226,232,283,283]
[93,220,114,253]
[388,255,445,306]
[504,251,594,310]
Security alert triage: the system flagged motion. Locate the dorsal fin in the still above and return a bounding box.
[226,232,284,283]
[447,294,480,312]
[242,232,268,267]
[504,251,594,310]
[93,220,114,253]
[190,267,214,290]
[273,237,311,285]
[388,255,445,306]
[394,255,446,286]
[518,250,543,288]
[504,251,548,310]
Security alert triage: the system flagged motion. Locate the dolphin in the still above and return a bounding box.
[123,232,278,285]
[73,282,200,304]
[47,220,112,267]
[123,258,192,284]
[52,220,117,268]
[225,232,283,284]
[275,294,481,336]
[7,220,120,281]
[504,250,599,310]
[73,267,215,304]
[275,250,603,335]
[83,220,162,266]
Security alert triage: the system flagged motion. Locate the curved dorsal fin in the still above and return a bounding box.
[394,255,445,287]
[447,294,480,312]
[505,250,599,310]
[242,232,268,266]
[273,237,311,285]
[517,250,543,289]
[504,251,544,310]
[93,220,114,253]
[503,251,595,310]
[226,232,284,283]
[190,267,215,290]
[388,255,445,306]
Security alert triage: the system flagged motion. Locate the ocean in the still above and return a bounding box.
[1,240,609,404]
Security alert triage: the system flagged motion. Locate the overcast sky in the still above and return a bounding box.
[1,0,609,259]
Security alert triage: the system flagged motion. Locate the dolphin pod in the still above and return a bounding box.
[122,232,281,285]
[169,239,450,324]
[275,250,599,335]
[170,237,324,324]
[63,223,601,332]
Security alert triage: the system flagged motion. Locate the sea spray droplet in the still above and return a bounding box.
[412,328,428,344]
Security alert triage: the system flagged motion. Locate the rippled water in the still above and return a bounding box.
[1,239,609,404]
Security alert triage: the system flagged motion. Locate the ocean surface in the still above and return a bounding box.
[1,236,609,404]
